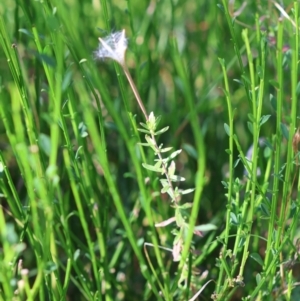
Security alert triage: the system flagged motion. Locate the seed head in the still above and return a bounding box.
[94,29,127,66]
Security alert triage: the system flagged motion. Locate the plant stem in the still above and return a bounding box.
[122,65,149,121]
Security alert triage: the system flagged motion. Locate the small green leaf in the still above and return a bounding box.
[175,209,185,227]
[160,147,173,153]
[78,122,88,137]
[256,273,261,285]
[238,236,246,248]
[19,28,34,38]
[154,115,162,127]
[137,128,150,134]
[154,126,169,135]
[260,203,270,217]
[180,188,195,195]
[182,144,198,159]
[169,150,182,160]
[247,113,255,122]
[145,135,157,152]
[74,249,80,261]
[250,253,264,266]
[168,161,176,176]
[169,175,185,182]
[230,212,238,225]
[224,123,230,136]
[247,121,253,134]
[233,79,244,86]
[270,94,277,111]
[233,158,240,168]
[194,224,217,232]
[269,79,279,89]
[166,189,174,199]
[221,181,228,188]
[39,133,51,157]
[161,185,171,193]
[259,115,271,127]
[160,179,168,186]
[280,123,289,140]
[154,160,162,169]
[179,202,193,209]
[225,149,231,155]
[139,122,148,129]
[142,163,163,173]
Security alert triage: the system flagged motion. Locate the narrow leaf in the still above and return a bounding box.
[256,273,261,285]
[137,128,151,134]
[180,188,195,195]
[182,144,198,159]
[230,212,238,225]
[194,224,217,232]
[145,135,157,152]
[270,94,277,111]
[139,122,148,129]
[233,78,244,86]
[155,126,169,135]
[39,134,51,157]
[247,121,253,134]
[168,161,176,176]
[154,160,162,169]
[160,147,173,153]
[250,253,264,266]
[155,217,176,227]
[247,113,255,122]
[142,163,163,173]
[161,185,171,193]
[260,203,270,217]
[19,28,34,38]
[259,115,271,127]
[280,123,289,140]
[238,237,246,248]
[224,123,230,136]
[179,202,193,209]
[169,149,182,160]
[160,179,168,186]
[169,175,185,182]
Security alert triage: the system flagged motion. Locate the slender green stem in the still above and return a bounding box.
[216,58,234,294]
[238,29,264,277]
[221,0,251,104]
[169,36,206,281]
[265,18,284,274]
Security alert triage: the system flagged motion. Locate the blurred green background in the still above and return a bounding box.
[0,0,298,300]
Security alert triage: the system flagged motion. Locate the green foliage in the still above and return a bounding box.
[0,0,300,300]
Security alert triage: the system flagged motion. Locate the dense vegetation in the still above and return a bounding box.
[0,1,299,300]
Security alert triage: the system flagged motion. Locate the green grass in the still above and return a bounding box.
[0,1,300,300]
